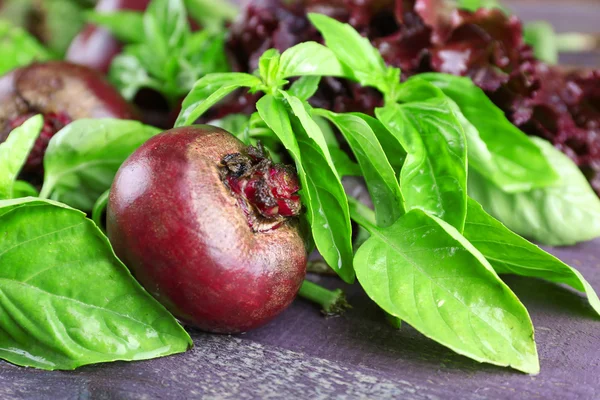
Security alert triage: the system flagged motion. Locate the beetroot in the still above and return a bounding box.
[66,0,151,73]
[0,61,139,179]
[107,126,308,333]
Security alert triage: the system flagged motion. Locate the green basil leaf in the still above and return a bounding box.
[317,109,404,228]
[308,13,386,89]
[329,146,361,178]
[376,99,468,232]
[288,76,321,101]
[43,0,88,56]
[278,42,345,79]
[464,198,600,315]
[109,52,162,100]
[352,206,539,374]
[257,95,355,283]
[0,21,53,75]
[0,115,43,199]
[86,10,145,43]
[418,73,560,191]
[0,198,192,370]
[456,0,510,13]
[12,180,38,198]
[210,113,251,139]
[143,0,189,56]
[469,137,600,246]
[258,48,282,88]
[40,119,160,211]
[523,21,558,65]
[184,0,238,27]
[176,73,261,127]
[349,113,406,175]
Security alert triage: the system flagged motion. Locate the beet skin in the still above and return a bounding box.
[107,126,308,333]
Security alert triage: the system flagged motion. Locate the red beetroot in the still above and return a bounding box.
[107,126,308,333]
[66,0,151,73]
[0,61,139,179]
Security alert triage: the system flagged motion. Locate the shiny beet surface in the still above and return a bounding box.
[107,126,308,334]
[67,0,151,73]
[0,61,138,178]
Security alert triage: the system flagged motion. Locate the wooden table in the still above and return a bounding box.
[2,2,599,399]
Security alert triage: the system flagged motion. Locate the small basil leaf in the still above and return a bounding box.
[288,76,321,101]
[418,73,560,191]
[0,115,43,200]
[109,52,162,100]
[376,99,468,232]
[0,198,192,370]
[86,10,145,43]
[308,13,386,89]
[0,21,53,75]
[40,119,161,211]
[258,48,281,88]
[43,0,88,56]
[257,95,355,283]
[175,73,262,127]
[329,146,361,178]
[12,180,38,198]
[469,137,600,246]
[183,0,238,28]
[523,21,558,65]
[317,109,404,227]
[464,198,600,315]
[278,42,345,79]
[144,0,189,56]
[352,207,539,374]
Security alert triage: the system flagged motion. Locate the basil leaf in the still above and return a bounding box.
[469,137,600,246]
[40,119,160,211]
[464,198,600,315]
[258,48,282,89]
[43,0,88,56]
[0,198,192,370]
[308,13,386,89]
[350,113,406,175]
[0,115,43,199]
[278,42,345,79]
[144,0,189,56]
[523,22,558,65]
[109,53,162,100]
[288,76,321,101]
[376,99,468,232]
[175,73,261,127]
[12,181,38,198]
[418,73,559,191]
[317,110,404,228]
[257,95,355,283]
[0,21,53,75]
[329,146,361,178]
[351,206,539,374]
[184,0,238,27]
[86,10,145,43]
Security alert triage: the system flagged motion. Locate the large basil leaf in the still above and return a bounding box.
[308,13,388,91]
[0,198,192,370]
[175,73,261,126]
[376,99,468,232]
[40,119,160,211]
[278,42,345,79]
[469,137,600,246]
[464,198,600,315]
[0,115,43,199]
[351,206,539,374]
[257,95,354,283]
[418,73,559,191]
[317,109,404,228]
[0,21,53,75]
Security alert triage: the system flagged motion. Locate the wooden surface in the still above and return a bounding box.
[2,2,600,399]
